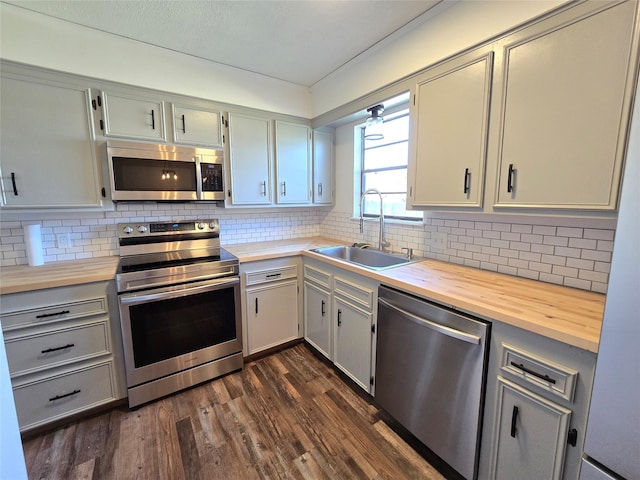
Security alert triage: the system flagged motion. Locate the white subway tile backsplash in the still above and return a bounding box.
[584,229,615,241]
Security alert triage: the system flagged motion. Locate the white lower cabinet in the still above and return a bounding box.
[491,377,572,480]
[0,282,126,433]
[479,322,596,480]
[303,259,378,394]
[241,257,301,356]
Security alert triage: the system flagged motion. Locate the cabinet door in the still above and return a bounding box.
[408,49,493,208]
[493,1,636,210]
[312,130,334,204]
[101,91,166,142]
[333,296,373,392]
[303,281,332,359]
[0,78,102,208]
[275,121,311,204]
[227,113,273,205]
[172,105,222,147]
[490,377,572,480]
[245,281,298,355]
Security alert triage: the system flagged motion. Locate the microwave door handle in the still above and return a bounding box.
[195,156,204,200]
[120,277,238,304]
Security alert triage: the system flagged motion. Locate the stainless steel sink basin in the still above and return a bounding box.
[311,246,416,270]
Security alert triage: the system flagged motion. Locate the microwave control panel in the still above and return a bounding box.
[201,163,223,192]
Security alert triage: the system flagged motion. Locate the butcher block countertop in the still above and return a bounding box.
[0,237,605,352]
[226,237,605,353]
[0,256,120,295]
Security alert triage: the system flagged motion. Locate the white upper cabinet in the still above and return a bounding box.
[171,105,222,147]
[312,130,334,205]
[275,121,311,205]
[492,0,638,210]
[408,47,493,209]
[227,112,273,205]
[99,91,167,142]
[0,75,103,209]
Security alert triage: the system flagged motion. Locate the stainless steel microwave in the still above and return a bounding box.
[105,140,225,201]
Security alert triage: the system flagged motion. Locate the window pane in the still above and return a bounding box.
[363,169,407,193]
[363,142,408,170]
[361,193,422,220]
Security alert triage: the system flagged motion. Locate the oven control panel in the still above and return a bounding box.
[118,219,220,238]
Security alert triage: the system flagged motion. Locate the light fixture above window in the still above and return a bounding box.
[364,104,384,141]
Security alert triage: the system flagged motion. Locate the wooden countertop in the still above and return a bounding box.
[0,256,120,295]
[230,238,605,353]
[0,237,605,352]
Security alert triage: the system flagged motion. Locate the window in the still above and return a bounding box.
[360,110,422,220]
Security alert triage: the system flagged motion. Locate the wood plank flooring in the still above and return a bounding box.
[22,344,446,480]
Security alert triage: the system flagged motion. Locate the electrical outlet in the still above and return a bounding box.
[432,232,448,250]
[56,233,72,249]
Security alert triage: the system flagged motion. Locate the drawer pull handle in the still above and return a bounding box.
[510,405,519,438]
[265,273,282,279]
[36,310,70,319]
[510,361,557,384]
[41,343,74,354]
[49,389,81,402]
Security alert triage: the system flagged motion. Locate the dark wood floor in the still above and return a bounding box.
[22,344,446,480]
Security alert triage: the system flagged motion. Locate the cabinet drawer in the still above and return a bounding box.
[500,343,578,402]
[1,297,108,331]
[334,276,375,311]
[303,264,331,289]
[13,361,116,431]
[245,265,297,286]
[5,321,111,377]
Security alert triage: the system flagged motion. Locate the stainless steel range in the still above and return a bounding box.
[115,219,242,408]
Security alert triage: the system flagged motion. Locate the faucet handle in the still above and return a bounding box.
[402,247,413,259]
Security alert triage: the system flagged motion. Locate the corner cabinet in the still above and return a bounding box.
[492,0,638,211]
[0,72,104,209]
[240,257,301,356]
[303,259,378,394]
[0,282,126,433]
[312,130,334,205]
[478,322,596,480]
[275,121,311,204]
[407,46,493,209]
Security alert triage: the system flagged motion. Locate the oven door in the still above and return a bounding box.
[118,276,242,388]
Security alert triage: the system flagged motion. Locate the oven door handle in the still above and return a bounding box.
[119,277,239,304]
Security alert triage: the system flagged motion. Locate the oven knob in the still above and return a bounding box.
[122,226,134,235]
[197,222,206,230]
[137,225,148,233]
[209,222,217,229]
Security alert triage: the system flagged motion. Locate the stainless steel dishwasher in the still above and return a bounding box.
[375,285,490,480]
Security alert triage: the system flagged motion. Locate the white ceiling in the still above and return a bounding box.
[4,0,441,87]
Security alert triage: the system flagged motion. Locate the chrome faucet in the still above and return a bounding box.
[359,188,390,251]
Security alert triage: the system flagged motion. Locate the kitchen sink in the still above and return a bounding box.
[311,245,416,270]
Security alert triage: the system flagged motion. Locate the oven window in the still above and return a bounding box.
[129,287,237,368]
[112,157,197,191]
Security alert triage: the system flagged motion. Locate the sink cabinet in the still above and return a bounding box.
[241,257,302,356]
[0,282,126,433]
[478,322,596,480]
[303,259,378,393]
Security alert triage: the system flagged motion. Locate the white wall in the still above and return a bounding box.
[0,3,311,118]
[311,0,569,116]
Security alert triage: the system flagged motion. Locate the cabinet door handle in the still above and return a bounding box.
[151,109,155,130]
[510,361,557,384]
[507,164,515,193]
[49,389,80,402]
[318,183,323,196]
[321,300,326,316]
[510,405,519,438]
[41,343,74,354]
[261,181,267,196]
[181,114,186,134]
[265,273,281,279]
[337,309,342,326]
[255,297,258,314]
[281,181,287,197]
[10,172,18,196]
[35,310,70,319]
[463,168,470,194]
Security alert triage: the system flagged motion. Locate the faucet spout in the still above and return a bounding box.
[359,188,389,251]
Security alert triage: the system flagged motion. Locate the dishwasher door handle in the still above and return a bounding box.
[378,297,481,345]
